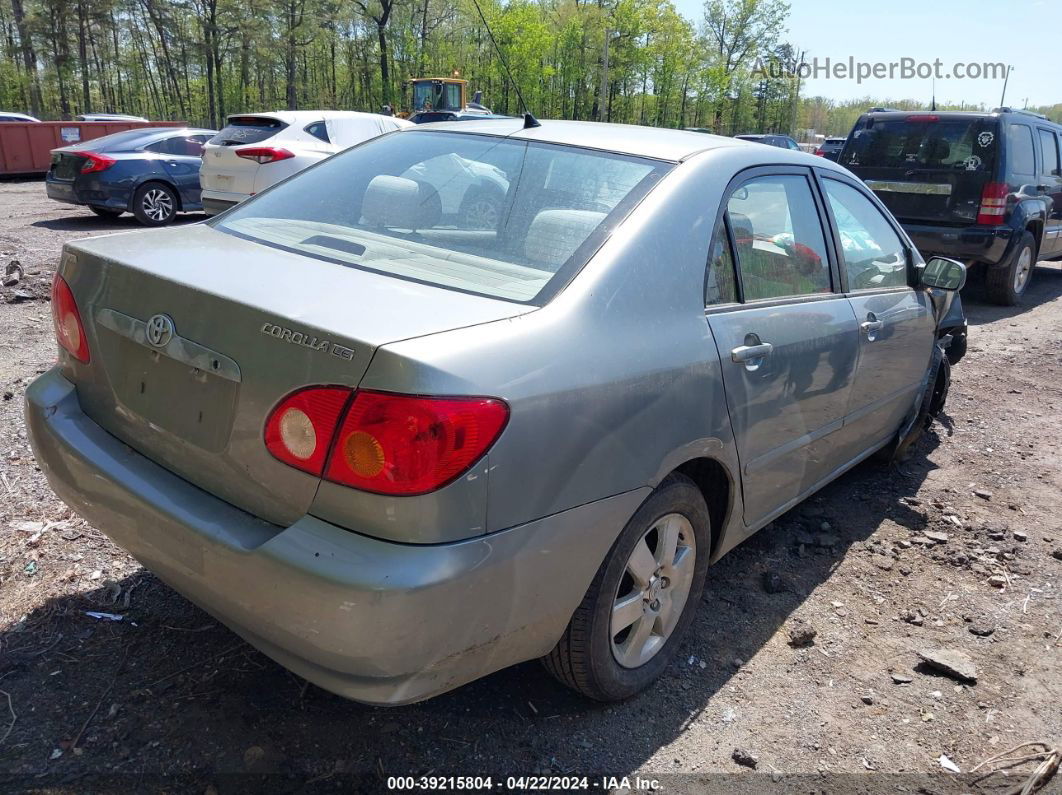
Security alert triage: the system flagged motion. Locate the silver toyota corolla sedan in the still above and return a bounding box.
[26,119,965,705]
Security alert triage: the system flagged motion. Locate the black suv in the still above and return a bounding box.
[839,108,1062,304]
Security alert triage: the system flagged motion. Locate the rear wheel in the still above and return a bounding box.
[88,206,123,219]
[542,474,710,701]
[985,230,1036,305]
[132,182,178,226]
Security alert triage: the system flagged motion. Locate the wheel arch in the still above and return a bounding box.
[669,455,735,563]
[129,178,183,212]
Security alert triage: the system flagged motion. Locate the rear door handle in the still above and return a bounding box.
[731,342,773,363]
[860,320,884,333]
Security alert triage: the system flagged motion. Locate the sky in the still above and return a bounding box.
[669,0,1061,109]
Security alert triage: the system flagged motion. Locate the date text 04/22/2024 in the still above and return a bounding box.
[386,776,661,791]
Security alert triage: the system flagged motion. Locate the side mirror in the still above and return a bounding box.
[921,256,966,291]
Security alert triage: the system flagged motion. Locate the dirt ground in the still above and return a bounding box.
[0,178,1059,793]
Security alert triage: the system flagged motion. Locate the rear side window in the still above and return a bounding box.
[706,215,738,305]
[305,121,329,143]
[1007,125,1036,176]
[144,135,207,156]
[209,116,288,146]
[842,117,998,173]
[1038,129,1059,176]
[727,175,831,300]
[823,180,908,290]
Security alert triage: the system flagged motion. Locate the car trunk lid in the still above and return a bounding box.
[49,151,86,181]
[61,224,533,526]
[840,114,1000,225]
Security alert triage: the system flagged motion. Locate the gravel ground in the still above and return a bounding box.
[0,179,1060,793]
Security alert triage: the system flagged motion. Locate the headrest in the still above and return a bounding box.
[524,209,607,270]
[361,175,440,230]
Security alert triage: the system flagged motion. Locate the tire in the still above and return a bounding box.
[985,230,1036,305]
[88,205,123,218]
[542,474,710,701]
[132,182,178,226]
[459,186,503,230]
[891,345,949,461]
[944,330,967,366]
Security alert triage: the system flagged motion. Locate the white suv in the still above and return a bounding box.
[200,111,411,215]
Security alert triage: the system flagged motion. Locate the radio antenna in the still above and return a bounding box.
[468,0,540,129]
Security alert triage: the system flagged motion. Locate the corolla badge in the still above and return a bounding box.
[145,314,175,347]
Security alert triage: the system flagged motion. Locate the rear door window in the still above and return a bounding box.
[1008,124,1036,177]
[1038,129,1059,176]
[823,180,908,290]
[209,116,288,146]
[727,175,831,300]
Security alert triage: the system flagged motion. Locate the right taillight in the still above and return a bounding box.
[51,273,90,363]
[235,146,295,164]
[264,387,509,495]
[977,182,1009,225]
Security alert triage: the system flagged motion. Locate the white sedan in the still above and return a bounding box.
[200,111,411,215]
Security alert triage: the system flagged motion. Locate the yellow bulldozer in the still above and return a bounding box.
[398,75,494,120]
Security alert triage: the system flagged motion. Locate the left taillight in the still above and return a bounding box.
[264,387,509,495]
[51,273,90,363]
[235,146,295,164]
[73,152,116,173]
[264,386,353,475]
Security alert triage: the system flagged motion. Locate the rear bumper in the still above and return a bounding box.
[25,368,644,705]
[45,176,129,211]
[901,222,1013,267]
[200,190,246,216]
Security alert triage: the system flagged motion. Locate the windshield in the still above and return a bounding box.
[212,131,669,304]
[412,82,462,112]
[841,117,999,172]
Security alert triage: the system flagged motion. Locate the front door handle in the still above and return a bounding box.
[731,342,773,370]
[860,320,884,333]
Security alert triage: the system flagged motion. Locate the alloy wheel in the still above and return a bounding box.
[142,189,174,222]
[610,512,696,668]
[1013,246,1033,293]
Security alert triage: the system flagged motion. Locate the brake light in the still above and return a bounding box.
[814,148,825,156]
[264,387,352,475]
[235,146,295,164]
[71,152,116,173]
[265,388,509,494]
[977,182,1009,225]
[51,273,89,363]
[326,391,509,495]
[906,114,939,122]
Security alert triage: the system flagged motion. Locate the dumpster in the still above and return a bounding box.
[0,121,188,176]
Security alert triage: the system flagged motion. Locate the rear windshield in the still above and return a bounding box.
[841,117,999,173]
[211,131,670,304]
[72,129,162,152]
[209,116,288,146]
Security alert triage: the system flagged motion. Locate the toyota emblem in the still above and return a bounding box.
[145,314,175,347]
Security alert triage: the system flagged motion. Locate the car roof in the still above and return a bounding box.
[403,118,773,162]
[859,109,1061,130]
[0,111,39,121]
[230,110,397,124]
